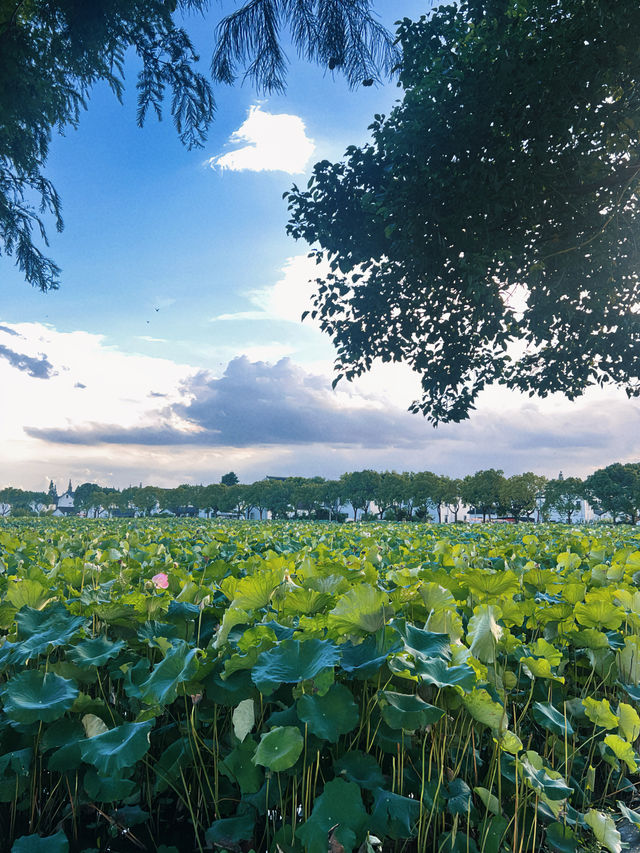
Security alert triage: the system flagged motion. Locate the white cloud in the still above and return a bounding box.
[207,106,315,174]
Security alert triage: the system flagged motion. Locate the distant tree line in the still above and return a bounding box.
[2,462,640,523]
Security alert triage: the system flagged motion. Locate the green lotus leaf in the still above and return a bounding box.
[0,748,32,777]
[205,814,256,846]
[296,778,368,853]
[474,786,500,815]
[40,719,84,752]
[282,588,333,616]
[380,690,444,731]
[520,752,573,801]
[495,729,523,754]
[463,690,506,732]
[83,769,137,802]
[585,809,622,853]
[2,671,78,724]
[1,605,85,665]
[532,702,574,737]
[6,580,54,611]
[224,566,284,610]
[520,656,564,683]
[297,683,359,742]
[340,630,403,679]
[251,639,340,694]
[617,636,640,685]
[604,734,637,772]
[545,822,578,853]
[11,832,69,853]
[464,569,519,600]
[447,778,472,816]
[410,657,476,692]
[66,636,125,667]
[370,786,420,840]
[80,721,153,775]
[139,640,199,705]
[219,737,263,794]
[466,605,503,663]
[583,697,619,730]
[575,598,624,630]
[333,751,385,790]
[618,801,640,829]
[328,584,393,634]
[419,582,456,611]
[253,726,303,772]
[391,619,451,661]
[617,702,640,742]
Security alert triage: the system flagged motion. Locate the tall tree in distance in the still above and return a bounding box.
[221,471,239,487]
[286,0,640,422]
[1,0,397,293]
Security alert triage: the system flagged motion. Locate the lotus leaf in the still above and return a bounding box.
[340,632,402,679]
[370,787,420,840]
[466,605,503,663]
[584,809,623,853]
[379,690,444,731]
[296,778,368,853]
[465,569,519,599]
[251,638,340,694]
[618,801,640,828]
[205,814,256,846]
[532,702,574,737]
[391,619,451,661]
[617,702,640,741]
[83,769,137,801]
[583,697,619,730]
[297,683,359,741]
[328,584,393,634]
[463,690,506,732]
[474,786,500,815]
[6,580,53,611]
[139,641,198,705]
[575,598,624,630]
[253,726,303,772]
[11,832,69,852]
[545,822,578,853]
[333,751,385,789]
[80,721,153,775]
[66,636,125,667]
[520,752,573,801]
[604,734,637,772]
[220,736,263,793]
[411,657,476,692]
[447,778,472,816]
[2,671,78,724]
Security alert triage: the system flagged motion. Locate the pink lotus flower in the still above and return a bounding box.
[151,572,169,589]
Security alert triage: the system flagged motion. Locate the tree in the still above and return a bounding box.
[584,463,640,524]
[47,480,57,503]
[221,472,239,487]
[543,475,584,524]
[460,469,506,522]
[499,474,547,523]
[373,471,406,519]
[73,483,102,514]
[286,0,640,423]
[1,0,395,293]
[339,470,380,520]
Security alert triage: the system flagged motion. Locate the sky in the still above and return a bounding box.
[1,2,639,492]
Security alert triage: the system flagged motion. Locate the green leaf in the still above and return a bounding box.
[575,599,624,630]
[226,566,284,610]
[297,778,368,853]
[297,683,359,742]
[205,814,256,846]
[328,584,393,634]
[380,690,444,731]
[604,734,637,772]
[520,656,564,682]
[583,697,619,730]
[232,698,255,742]
[66,636,125,667]
[11,832,69,853]
[463,689,506,732]
[253,726,303,772]
[2,671,78,724]
[391,619,451,661]
[2,604,85,664]
[447,778,472,816]
[139,640,198,705]
[409,657,475,691]
[333,751,385,790]
[618,801,640,829]
[6,580,53,611]
[219,737,263,794]
[83,769,137,801]
[584,809,622,853]
[370,787,420,840]
[80,721,153,775]
[465,570,519,599]
[545,822,578,853]
[617,702,640,741]
[467,605,503,663]
[474,787,500,815]
[520,752,572,801]
[532,702,574,737]
[251,638,340,694]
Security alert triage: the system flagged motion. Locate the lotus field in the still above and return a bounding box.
[1,521,640,852]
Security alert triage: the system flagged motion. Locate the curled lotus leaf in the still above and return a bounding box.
[80,721,153,775]
[251,639,340,694]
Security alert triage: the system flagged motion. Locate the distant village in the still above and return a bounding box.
[0,469,613,524]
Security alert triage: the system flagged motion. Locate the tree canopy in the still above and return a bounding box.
[286,0,640,423]
[0,0,396,292]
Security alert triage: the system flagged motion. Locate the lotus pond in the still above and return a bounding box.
[1,519,640,852]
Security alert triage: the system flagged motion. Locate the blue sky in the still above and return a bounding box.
[1,1,639,490]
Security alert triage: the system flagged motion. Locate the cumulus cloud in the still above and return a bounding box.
[26,356,429,449]
[0,344,55,379]
[207,106,315,174]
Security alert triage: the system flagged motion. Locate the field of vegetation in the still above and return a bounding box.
[1,519,640,853]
